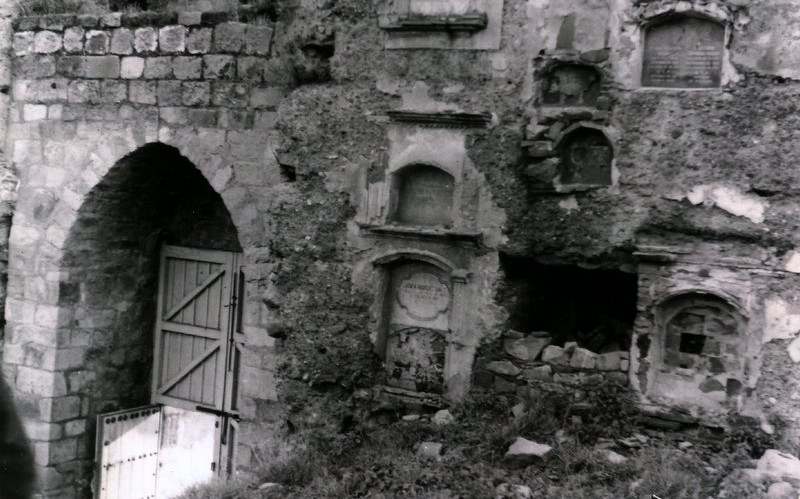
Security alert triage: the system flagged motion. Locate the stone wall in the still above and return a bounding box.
[5,9,285,496]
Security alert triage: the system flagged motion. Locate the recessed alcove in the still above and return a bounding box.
[541,63,602,106]
[391,164,455,228]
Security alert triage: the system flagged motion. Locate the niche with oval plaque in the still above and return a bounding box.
[385,262,451,394]
[642,16,724,88]
[541,64,601,106]
[392,164,455,228]
[559,128,613,185]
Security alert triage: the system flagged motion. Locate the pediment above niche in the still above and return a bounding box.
[378,0,503,50]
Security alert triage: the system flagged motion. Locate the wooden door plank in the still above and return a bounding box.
[157,342,220,396]
[161,322,221,339]
[164,268,225,323]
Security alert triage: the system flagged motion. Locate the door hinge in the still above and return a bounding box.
[211,461,216,472]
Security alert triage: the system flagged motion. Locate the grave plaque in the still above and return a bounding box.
[394,165,455,227]
[561,129,613,185]
[386,263,451,393]
[642,17,724,88]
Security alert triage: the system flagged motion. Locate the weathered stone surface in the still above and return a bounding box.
[432,409,454,425]
[133,27,158,53]
[156,80,182,105]
[244,24,273,55]
[602,450,627,464]
[756,450,800,487]
[14,32,35,56]
[120,57,144,79]
[15,56,56,79]
[85,30,109,54]
[570,348,597,369]
[143,57,172,79]
[766,481,795,499]
[214,22,246,53]
[541,345,568,364]
[595,351,622,371]
[63,27,84,53]
[504,338,529,361]
[178,11,202,26]
[187,28,212,54]
[110,28,134,55]
[417,441,443,460]
[486,360,521,377]
[203,55,235,79]
[173,56,202,80]
[34,31,61,54]
[237,56,266,82]
[159,25,186,53]
[524,364,552,380]
[495,483,533,499]
[181,81,210,106]
[504,437,552,467]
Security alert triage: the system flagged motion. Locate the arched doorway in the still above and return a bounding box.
[55,143,242,497]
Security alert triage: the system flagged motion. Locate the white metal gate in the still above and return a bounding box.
[96,246,242,499]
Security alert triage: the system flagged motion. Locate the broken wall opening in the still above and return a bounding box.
[57,143,240,493]
[649,292,746,402]
[499,255,637,353]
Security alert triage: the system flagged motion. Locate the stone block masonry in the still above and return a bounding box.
[5,10,285,498]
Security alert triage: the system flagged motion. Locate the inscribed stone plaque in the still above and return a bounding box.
[394,165,455,227]
[560,129,613,185]
[542,65,601,106]
[385,262,451,393]
[642,17,724,88]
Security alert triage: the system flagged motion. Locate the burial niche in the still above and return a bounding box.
[642,16,725,88]
[541,64,602,106]
[392,164,455,227]
[660,294,744,380]
[559,128,613,185]
[384,261,452,394]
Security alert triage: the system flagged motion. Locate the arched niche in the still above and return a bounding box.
[642,15,725,88]
[380,260,453,395]
[558,127,613,186]
[390,164,455,228]
[541,63,602,106]
[658,293,745,378]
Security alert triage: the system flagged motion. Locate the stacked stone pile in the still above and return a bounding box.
[474,331,630,395]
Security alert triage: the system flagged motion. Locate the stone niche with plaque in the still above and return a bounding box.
[642,16,725,88]
[384,262,452,394]
[391,164,456,228]
[558,127,614,186]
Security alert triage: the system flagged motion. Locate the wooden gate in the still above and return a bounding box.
[96,245,242,499]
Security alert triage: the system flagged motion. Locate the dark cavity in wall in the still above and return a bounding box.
[499,254,637,353]
[59,143,240,494]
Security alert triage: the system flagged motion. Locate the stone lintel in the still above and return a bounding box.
[386,110,491,128]
[381,12,488,33]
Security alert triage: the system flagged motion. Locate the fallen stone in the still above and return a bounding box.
[595,351,621,371]
[418,441,443,460]
[766,481,795,499]
[402,414,420,421]
[432,409,455,425]
[756,450,800,486]
[678,441,693,450]
[564,341,578,353]
[258,482,281,491]
[504,437,552,467]
[487,360,522,377]
[570,348,597,369]
[511,402,526,419]
[504,338,529,361]
[640,405,698,424]
[524,333,551,360]
[603,450,627,464]
[524,364,552,380]
[494,483,533,499]
[541,345,568,364]
[555,429,570,444]
[504,329,525,339]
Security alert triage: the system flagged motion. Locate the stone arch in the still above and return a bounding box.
[389,164,456,228]
[4,142,244,496]
[647,291,748,408]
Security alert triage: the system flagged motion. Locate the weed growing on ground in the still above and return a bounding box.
[14,0,109,15]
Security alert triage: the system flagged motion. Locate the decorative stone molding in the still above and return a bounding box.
[386,110,492,128]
